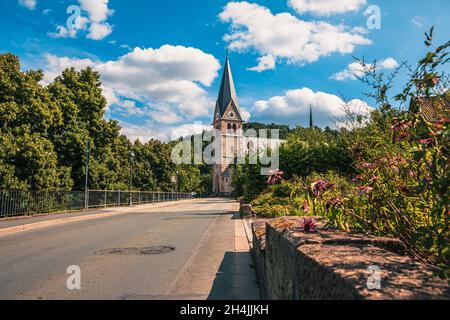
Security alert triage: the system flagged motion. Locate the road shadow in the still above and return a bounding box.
[207,252,261,300]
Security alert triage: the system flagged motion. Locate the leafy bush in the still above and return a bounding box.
[241,30,449,277]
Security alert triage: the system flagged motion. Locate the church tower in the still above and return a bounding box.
[212,55,244,196]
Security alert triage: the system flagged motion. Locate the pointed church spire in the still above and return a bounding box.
[216,55,240,117]
[309,105,314,129]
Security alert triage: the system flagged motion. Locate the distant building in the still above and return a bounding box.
[212,56,283,196]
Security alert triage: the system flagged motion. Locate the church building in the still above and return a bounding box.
[212,55,243,196]
[212,55,284,196]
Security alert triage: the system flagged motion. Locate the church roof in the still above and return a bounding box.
[216,55,241,118]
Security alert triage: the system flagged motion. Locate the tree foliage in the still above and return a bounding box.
[0,53,208,192]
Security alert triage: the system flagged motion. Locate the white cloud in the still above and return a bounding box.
[42,45,221,140]
[49,0,113,40]
[289,0,367,16]
[78,0,113,22]
[331,57,399,81]
[240,107,252,122]
[48,25,78,39]
[120,121,213,142]
[411,16,424,28]
[251,87,372,128]
[219,2,371,71]
[87,22,112,40]
[78,0,113,40]
[43,53,96,84]
[247,54,276,72]
[379,57,399,69]
[148,109,184,125]
[119,122,159,143]
[168,123,213,140]
[18,0,36,10]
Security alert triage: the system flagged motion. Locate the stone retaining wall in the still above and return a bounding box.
[252,216,449,300]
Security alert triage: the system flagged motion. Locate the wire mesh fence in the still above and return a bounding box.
[0,190,193,218]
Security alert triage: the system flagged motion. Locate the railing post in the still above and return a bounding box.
[129,191,133,207]
[104,190,107,208]
[84,189,89,211]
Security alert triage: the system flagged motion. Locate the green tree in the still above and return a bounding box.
[47,67,122,190]
[0,53,71,190]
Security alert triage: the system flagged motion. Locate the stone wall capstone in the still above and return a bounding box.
[251,217,449,300]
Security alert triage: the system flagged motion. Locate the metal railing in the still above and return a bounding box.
[0,190,192,218]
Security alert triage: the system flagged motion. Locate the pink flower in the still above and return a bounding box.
[266,170,285,185]
[391,120,412,132]
[394,132,411,142]
[358,185,374,196]
[302,200,311,213]
[301,217,317,233]
[311,180,335,196]
[362,163,377,170]
[419,138,433,145]
[432,76,441,86]
[332,198,343,207]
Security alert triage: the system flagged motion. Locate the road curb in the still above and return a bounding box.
[242,219,254,249]
[0,199,198,237]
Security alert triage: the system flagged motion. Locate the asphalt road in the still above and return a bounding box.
[0,198,260,300]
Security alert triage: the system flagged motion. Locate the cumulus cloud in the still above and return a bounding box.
[43,53,96,84]
[120,121,213,142]
[18,0,36,10]
[288,0,367,16]
[219,2,371,71]
[42,45,221,140]
[48,25,78,39]
[78,0,113,22]
[331,57,399,81]
[86,22,113,40]
[49,0,113,40]
[247,54,276,72]
[78,0,114,40]
[379,57,399,69]
[251,87,372,128]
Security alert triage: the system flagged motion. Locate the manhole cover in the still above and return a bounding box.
[95,246,175,256]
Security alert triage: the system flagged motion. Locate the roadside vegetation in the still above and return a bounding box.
[0,53,210,195]
[233,29,449,276]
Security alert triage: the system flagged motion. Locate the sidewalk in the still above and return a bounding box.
[0,199,197,236]
[232,214,260,300]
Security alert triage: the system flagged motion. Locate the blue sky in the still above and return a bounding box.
[1,0,449,141]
